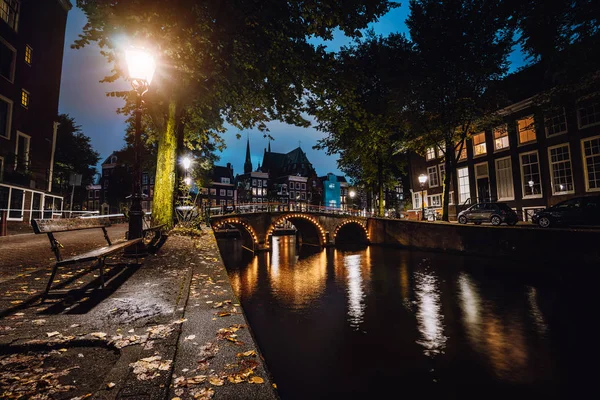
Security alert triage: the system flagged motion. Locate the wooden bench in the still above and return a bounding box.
[31,217,144,301]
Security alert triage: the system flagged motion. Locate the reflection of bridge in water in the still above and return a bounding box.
[211,206,370,251]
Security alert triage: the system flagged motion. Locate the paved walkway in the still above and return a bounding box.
[0,226,278,399]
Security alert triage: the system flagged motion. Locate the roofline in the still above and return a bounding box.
[496,96,535,116]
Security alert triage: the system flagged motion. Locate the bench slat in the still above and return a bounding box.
[56,238,143,266]
[32,217,111,234]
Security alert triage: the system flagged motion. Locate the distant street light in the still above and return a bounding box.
[349,190,356,198]
[528,180,534,194]
[418,174,428,221]
[124,47,155,257]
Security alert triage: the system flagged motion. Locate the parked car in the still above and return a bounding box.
[532,196,600,228]
[457,202,518,226]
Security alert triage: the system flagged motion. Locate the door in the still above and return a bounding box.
[467,204,483,222]
[477,177,491,202]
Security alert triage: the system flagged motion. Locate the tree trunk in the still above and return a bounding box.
[152,100,178,229]
[377,158,384,217]
[441,142,453,222]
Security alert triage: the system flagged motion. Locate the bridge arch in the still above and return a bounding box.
[212,218,259,251]
[334,220,370,246]
[266,213,327,249]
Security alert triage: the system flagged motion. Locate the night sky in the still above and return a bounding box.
[57,4,526,180]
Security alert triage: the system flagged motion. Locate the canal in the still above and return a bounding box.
[217,235,595,399]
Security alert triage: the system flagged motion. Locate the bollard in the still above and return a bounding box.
[0,210,7,237]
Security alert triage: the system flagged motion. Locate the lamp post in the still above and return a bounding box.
[349,190,356,215]
[418,174,428,221]
[124,48,155,257]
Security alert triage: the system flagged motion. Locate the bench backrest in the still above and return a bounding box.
[31,217,112,234]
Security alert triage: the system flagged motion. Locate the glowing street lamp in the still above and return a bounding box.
[182,156,192,171]
[349,190,356,198]
[418,174,428,221]
[124,47,155,257]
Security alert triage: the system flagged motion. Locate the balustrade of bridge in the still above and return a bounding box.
[206,202,377,218]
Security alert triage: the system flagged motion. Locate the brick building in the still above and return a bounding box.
[1,0,71,224]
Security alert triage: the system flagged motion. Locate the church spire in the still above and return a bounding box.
[244,137,252,174]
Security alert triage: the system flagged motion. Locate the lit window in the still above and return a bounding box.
[517,115,536,144]
[545,108,567,137]
[210,188,216,195]
[0,0,20,31]
[25,45,32,65]
[578,103,600,129]
[456,140,467,161]
[426,147,435,160]
[427,166,439,187]
[457,167,470,204]
[472,132,486,156]
[520,151,542,197]
[495,157,514,201]
[582,136,600,191]
[413,192,422,209]
[548,144,573,195]
[493,124,509,151]
[20,89,29,108]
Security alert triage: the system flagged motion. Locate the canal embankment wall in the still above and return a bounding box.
[367,218,600,263]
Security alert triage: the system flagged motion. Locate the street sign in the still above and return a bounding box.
[69,173,82,186]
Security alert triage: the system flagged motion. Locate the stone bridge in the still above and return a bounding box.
[210,212,369,251]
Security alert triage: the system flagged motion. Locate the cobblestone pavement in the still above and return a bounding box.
[0,224,129,282]
[0,227,278,399]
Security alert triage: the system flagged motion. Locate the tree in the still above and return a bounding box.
[404,0,513,220]
[310,33,412,216]
[74,0,398,228]
[53,114,100,206]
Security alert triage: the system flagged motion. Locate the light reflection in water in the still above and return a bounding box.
[527,286,548,336]
[268,236,327,309]
[415,268,447,356]
[345,254,366,330]
[458,272,530,382]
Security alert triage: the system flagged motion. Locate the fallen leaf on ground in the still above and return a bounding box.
[208,376,224,386]
[91,332,107,339]
[237,350,256,357]
[249,376,264,384]
[107,382,116,389]
[47,331,60,337]
[185,335,196,341]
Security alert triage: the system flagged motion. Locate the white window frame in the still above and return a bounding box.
[210,188,216,196]
[548,143,574,195]
[219,189,225,196]
[0,93,13,139]
[517,115,537,145]
[577,102,600,130]
[582,135,600,192]
[15,131,30,170]
[519,150,543,199]
[493,124,510,152]
[412,190,427,210]
[495,156,515,201]
[474,161,490,202]
[227,189,233,197]
[544,107,568,137]
[472,132,487,157]
[0,36,16,83]
[0,0,20,31]
[427,193,442,208]
[438,163,446,183]
[457,167,470,205]
[427,166,439,188]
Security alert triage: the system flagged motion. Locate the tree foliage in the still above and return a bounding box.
[310,33,412,216]
[53,114,100,196]
[74,0,398,227]
[404,0,513,220]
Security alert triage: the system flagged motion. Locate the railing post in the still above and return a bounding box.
[0,210,8,236]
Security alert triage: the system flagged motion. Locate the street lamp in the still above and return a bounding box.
[124,47,155,257]
[418,174,428,221]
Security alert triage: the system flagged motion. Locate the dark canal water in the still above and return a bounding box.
[217,235,596,400]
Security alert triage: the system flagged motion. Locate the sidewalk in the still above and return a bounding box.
[0,226,278,399]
